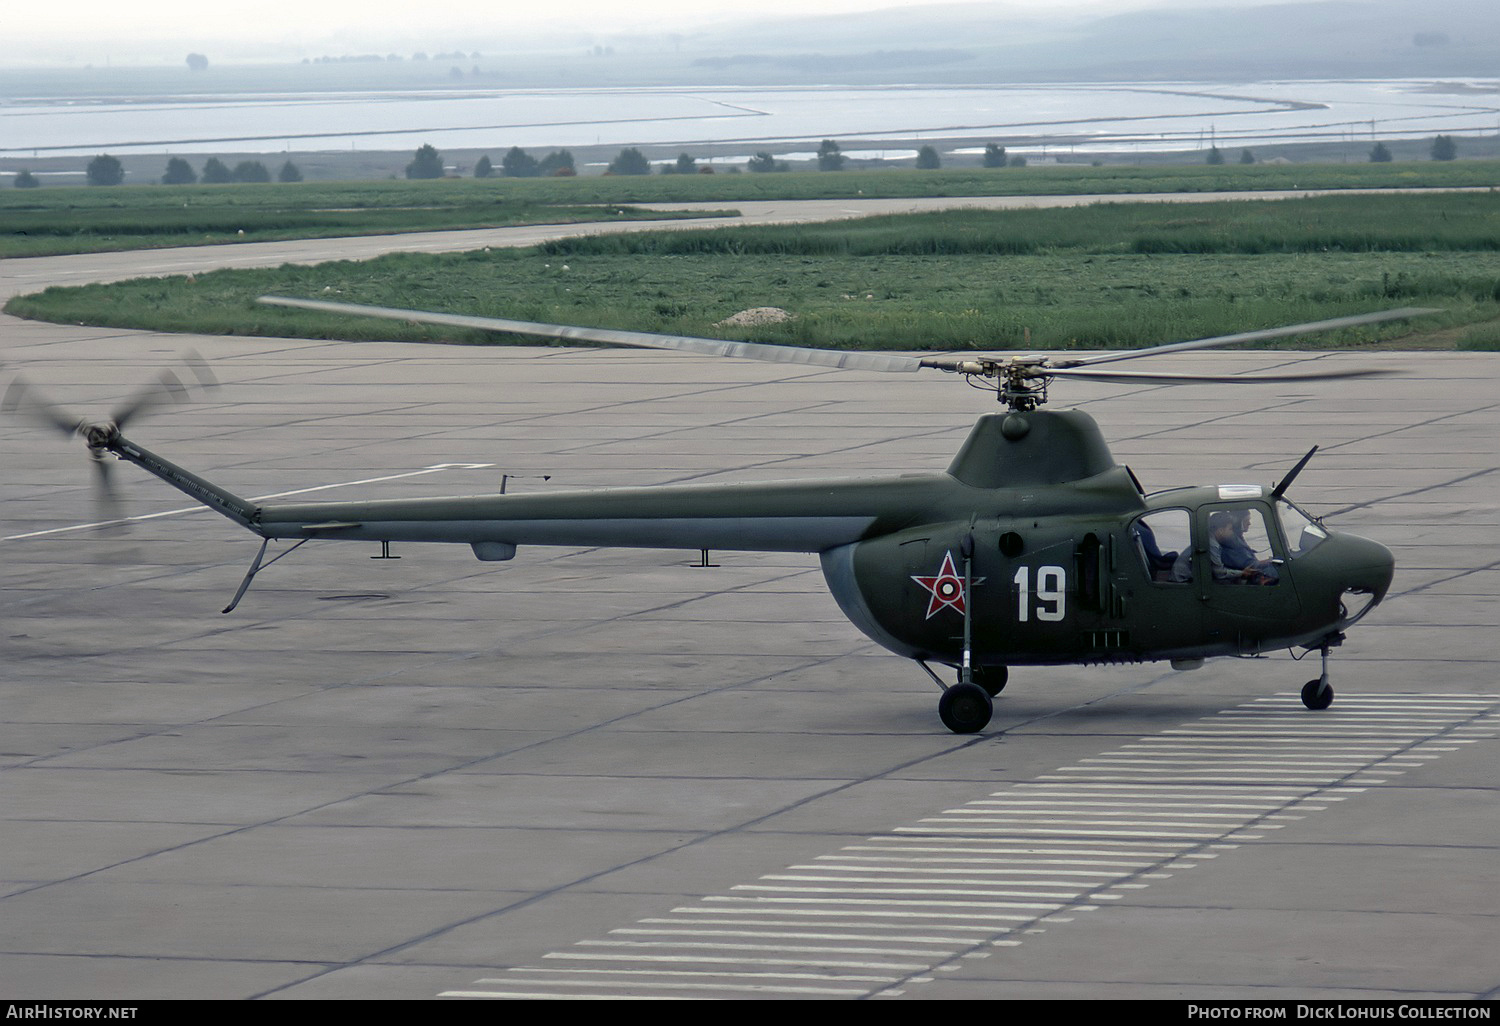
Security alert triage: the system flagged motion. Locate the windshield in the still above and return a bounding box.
[1277,499,1328,558]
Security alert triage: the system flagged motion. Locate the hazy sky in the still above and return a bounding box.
[10,0,1211,65]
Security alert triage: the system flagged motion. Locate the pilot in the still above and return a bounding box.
[1212,510,1277,585]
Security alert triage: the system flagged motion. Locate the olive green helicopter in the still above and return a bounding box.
[3,299,1434,733]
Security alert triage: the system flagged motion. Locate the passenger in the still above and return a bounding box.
[1132,519,1178,577]
[1169,546,1193,583]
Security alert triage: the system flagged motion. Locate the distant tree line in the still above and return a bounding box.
[981,143,1028,168]
[86,155,125,186]
[303,51,482,64]
[405,145,445,179]
[1363,137,1460,163]
[74,131,1464,194]
[472,147,577,178]
[155,156,303,185]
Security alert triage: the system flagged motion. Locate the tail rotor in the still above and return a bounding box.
[2,355,219,536]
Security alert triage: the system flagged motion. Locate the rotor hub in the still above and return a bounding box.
[84,422,120,450]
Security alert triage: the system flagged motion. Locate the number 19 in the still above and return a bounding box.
[1015,565,1066,622]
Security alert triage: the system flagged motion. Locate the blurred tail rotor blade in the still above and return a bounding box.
[2,375,84,439]
[90,449,129,532]
[111,369,189,431]
[109,353,220,429]
[180,350,220,392]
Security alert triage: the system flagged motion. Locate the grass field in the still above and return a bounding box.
[4,159,1499,258]
[0,182,730,258]
[10,192,1499,352]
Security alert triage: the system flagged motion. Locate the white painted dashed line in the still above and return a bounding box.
[614,926,979,944]
[443,693,1500,1000]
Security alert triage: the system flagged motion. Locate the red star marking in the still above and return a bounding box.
[912,550,979,619]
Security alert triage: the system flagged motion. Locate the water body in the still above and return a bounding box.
[2,79,1496,159]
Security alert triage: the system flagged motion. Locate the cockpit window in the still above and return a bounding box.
[1208,506,1279,586]
[1133,509,1192,583]
[1276,499,1328,558]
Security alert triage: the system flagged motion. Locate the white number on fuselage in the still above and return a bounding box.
[1014,565,1067,622]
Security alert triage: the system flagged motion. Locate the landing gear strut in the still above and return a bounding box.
[933,533,996,734]
[1300,635,1340,710]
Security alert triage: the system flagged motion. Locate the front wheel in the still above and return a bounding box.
[1301,678,1334,710]
[939,682,993,734]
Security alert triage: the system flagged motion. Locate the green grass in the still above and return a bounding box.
[1457,322,1500,351]
[8,193,1499,352]
[537,193,1500,257]
[6,160,1500,257]
[0,180,731,258]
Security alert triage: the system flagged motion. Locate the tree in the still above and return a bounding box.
[161,157,196,185]
[1369,141,1393,163]
[746,151,788,173]
[186,53,208,72]
[1238,148,1256,165]
[915,145,941,169]
[405,144,445,179]
[232,160,270,183]
[501,146,540,178]
[540,150,575,176]
[607,147,651,175]
[982,143,1007,168]
[1430,135,1457,161]
[86,155,125,186]
[1205,146,1225,165]
[201,158,233,184]
[817,140,844,172]
[13,170,39,189]
[671,153,697,174]
[474,155,494,179]
[278,160,303,183]
[1008,154,1027,167]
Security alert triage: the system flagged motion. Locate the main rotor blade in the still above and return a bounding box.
[1044,366,1396,385]
[1272,445,1320,500]
[1055,308,1440,368]
[258,296,925,374]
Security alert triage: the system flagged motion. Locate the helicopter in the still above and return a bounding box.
[2,298,1435,734]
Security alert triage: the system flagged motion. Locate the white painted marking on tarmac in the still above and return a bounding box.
[444,693,1500,1000]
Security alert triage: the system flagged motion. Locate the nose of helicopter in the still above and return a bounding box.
[1321,532,1395,627]
[1335,533,1395,598]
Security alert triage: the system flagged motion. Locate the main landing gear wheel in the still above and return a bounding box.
[939,682,993,734]
[1301,678,1334,710]
[972,664,1008,697]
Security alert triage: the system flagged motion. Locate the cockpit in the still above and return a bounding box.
[1131,489,1329,588]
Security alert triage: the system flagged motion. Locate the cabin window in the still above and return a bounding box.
[1276,498,1328,559]
[1132,510,1191,583]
